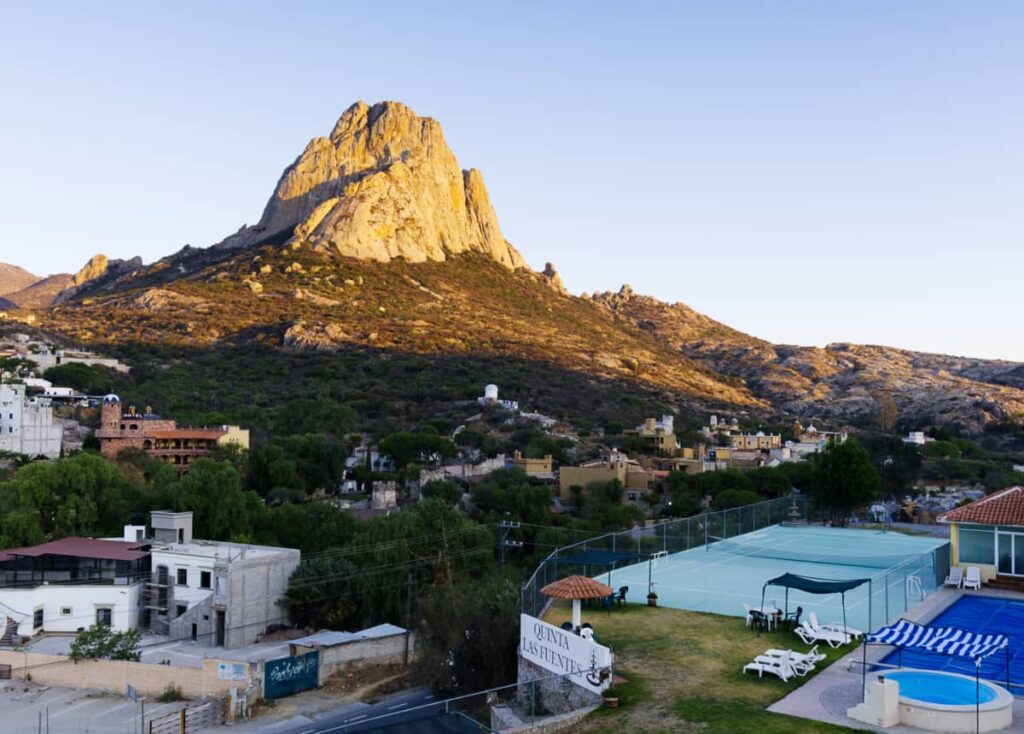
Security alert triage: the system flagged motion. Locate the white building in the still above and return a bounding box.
[0,537,149,641]
[0,383,63,458]
[19,348,130,375]
[144,511,300,649]
[903,431,928,445]
[478,384,519,412]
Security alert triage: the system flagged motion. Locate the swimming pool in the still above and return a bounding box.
[886,670,998,705]
[600,524,948,632]
[881,595,1024,694]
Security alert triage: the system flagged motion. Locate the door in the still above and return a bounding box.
[997,531,1024,576]
[216,610,225,646]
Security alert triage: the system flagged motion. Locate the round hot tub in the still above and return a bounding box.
[885,669,1014,733]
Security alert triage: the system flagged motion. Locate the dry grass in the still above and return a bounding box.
[543,600,857,733]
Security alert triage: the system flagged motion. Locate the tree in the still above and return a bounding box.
[378,432,457,469]
[69,623,141,662]
[163,458,266,540]
[281,555,360,629]
[471,469,552,525]
[810,439,881,524]
[273,399,356,439]
[421,479,463,505]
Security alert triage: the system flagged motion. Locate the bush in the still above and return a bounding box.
[156,684,185,702]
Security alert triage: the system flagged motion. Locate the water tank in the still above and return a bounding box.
[484,384,499,400]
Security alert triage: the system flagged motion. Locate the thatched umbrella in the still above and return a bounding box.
[540,575,613,629]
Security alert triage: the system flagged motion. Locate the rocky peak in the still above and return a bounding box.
[215,100,527,271]
[55,253,143,304]
[539,262,567,294]
[70,254,110,287]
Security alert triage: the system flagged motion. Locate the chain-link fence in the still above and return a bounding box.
[521,494,807,617]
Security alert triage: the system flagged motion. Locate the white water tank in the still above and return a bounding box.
[484,384,499,400]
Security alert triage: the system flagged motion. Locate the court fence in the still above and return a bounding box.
[521,494,808,617]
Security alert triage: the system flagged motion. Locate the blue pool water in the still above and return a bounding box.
[885,670,998,705]
[601,524,948,632]
[881,596,1024,694]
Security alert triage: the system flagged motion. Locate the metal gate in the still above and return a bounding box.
[264,650,320,699]
[146,700,225,734]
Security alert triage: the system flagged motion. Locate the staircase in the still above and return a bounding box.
[986,575,1024,593]
[0,617,17,646]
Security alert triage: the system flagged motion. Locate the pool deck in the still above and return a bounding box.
[769,587,1024,732]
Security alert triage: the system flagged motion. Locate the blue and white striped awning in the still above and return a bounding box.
[867,618,1009,660]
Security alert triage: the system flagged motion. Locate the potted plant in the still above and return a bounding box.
[647,581,658,607]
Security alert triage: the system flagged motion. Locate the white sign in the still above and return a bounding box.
[519,614,613,693]
[218,662,247,681]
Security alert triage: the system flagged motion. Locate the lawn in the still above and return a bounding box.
[543,600,859,734]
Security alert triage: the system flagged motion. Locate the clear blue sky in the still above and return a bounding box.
[2,2,1021,359]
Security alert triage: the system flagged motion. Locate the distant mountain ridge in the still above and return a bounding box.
[3,100,1022,434]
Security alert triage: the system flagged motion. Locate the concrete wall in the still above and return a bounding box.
[223,549,300,648]
[292,632,416,684]
[0,650,255,699]
[0,583,141,637]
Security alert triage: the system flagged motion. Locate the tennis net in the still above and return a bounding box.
[706,535,920,569]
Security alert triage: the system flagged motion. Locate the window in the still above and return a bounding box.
[61,607,72,616]
[33,608,43,628]
[176,568,188,586]
[200,571,211,589]
[959,525,995,565]
[176,604,187,618]
[96,607,112,626]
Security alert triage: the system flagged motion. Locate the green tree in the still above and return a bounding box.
[281,555,360,629]
[810,439,881,524]
[162,458,266,540]
[421,479,463,505]
[69,623,141,662]
[471,469,552,525]
[378,432,457,468]
[273,399,356,439]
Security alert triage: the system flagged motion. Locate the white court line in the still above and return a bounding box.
[387,702,409,710]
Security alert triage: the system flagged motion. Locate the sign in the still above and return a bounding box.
[519,614,612,693]
[126,684,138,702]
[264,651,319,699]
[217,662,247,681]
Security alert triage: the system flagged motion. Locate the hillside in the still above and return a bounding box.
[12,99,1024,435]
[0,263,40,296]
[591,288,1024,433]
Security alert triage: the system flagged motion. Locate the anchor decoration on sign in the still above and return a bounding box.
[585,651,611,687]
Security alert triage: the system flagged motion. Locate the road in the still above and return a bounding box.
[262,686,445,733]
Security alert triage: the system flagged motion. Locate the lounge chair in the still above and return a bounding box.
[762,645,825,675]
[808,612,862,640]
[963,566,982,590]
[944,566,964,588]
[795,620,850,648]
[743,650,794,681]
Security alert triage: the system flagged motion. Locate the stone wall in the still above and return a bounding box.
[291,631,416,684]
[516,658,602,716]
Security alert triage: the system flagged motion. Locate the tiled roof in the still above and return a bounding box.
[939,486,1024,527]
[540,574,614,600]
[0,537,149,562]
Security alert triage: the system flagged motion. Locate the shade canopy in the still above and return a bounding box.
[867,618,1009,660]
[540,575,614,600]
[763,572,870,595]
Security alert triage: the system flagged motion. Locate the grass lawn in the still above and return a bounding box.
[543,600,859,733]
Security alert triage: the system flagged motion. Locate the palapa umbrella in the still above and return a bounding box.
[540,575,613,629]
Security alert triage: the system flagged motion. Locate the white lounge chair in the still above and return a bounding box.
[743,650,794,681]
[944,566,964,588]
[759,646,823,676]
[795,620,850,648]
[808,611,863,640]
[963,566,982,590]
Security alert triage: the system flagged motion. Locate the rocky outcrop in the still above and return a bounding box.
[116,288,209,312]
[215,101,527,270]
[539,262,567,295]
[282,320,349,351]
[55,254,143,304]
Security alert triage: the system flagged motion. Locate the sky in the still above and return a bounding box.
[1,2,1021,360]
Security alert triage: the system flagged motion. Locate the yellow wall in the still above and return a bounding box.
[558,465,626,498]
[218,425,250,450]
[949,522,999,583]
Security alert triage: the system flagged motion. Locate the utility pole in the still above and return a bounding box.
[404,570,413,666]
[498,516,522,575]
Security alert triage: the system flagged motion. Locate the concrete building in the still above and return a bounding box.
[0,537,149,641]
[558,450,655,501]
[903,431,928,445]
[477,384,519,412]
[624,415,678,455]
[0,383,64,458]
[940,486,1024,586]
[506,450,554,479]
[143,511,300,649]
[730,431,782,451]
[18,348,130,374]
[95,395,249,472]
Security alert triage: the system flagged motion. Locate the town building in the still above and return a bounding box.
[0,383,64,458]
[939,486,1024,586]
[0,511,300,649]
[95,395,249,472]
[558,450,655,502]
[477,383,519,412]
[624,415,678,455]
[506,450,554,479]
[0,537,150,641]
[143,511,300,649]
[17,347,130,375]
[903,431,930,445]
[730,431,782,451]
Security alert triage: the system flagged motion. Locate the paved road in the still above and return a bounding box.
[274,687,442,733]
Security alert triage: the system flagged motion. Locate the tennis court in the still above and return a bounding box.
[601,524,950,632]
